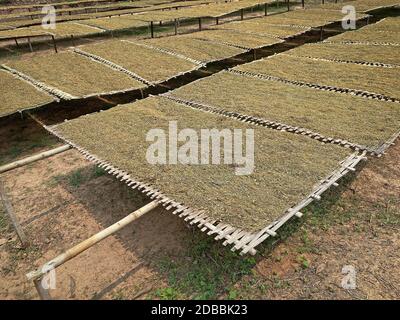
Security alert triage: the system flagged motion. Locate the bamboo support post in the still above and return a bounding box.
[0,145,71,174]
[51,35,57,53]
[302,0,304,8]
[0,178,28,247]
[14,38,19,47]
[26,201,159,283]
[27,37,33,52]
[240,9,244,20]
[198,17,202,31]
[287,0,290,11]
[71,35,75,46]
[174,19,178,35]
[216,17,219,25]
[150,21,154,38]
[320,26,324,40]
[264,3,267,16]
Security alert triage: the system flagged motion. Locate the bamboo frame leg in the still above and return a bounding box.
[27,37,33,52]
[198,17,202,31]
[51,35,57,53]
[0,178,28,247]
[264,3,267,16]
[240,9,244,20]
[14,38,19,47]
[150,21,154,38]
[34,278,52,300]
[174,19,178,35]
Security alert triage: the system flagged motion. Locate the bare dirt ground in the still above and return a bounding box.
[0,121,399,299]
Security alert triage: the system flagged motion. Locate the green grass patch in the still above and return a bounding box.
[0,131,59,166]
[54,165,107,188]
[154,233,256,299]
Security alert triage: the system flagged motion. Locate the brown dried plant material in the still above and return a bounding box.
[171,71,400,149]
[143,36,245,64]
[287,42,400,66]
[234,54,400,100]
[183,29,282,49]
[0,70,54,117]
[213,20,311,38]
[78,40,198,83]
[5,51,145,97]
[54,96,351,232]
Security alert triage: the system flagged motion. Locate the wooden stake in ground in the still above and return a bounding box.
[150,21,154,38]
[0,178,28,247]
[26,200,159,298]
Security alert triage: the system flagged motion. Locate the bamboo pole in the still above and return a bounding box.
[26,201,159,282]
[174,19,178,35]
[0,145,71,174]
[51,35,57,53]
[27,37,33,52]
[0,178,28,247]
